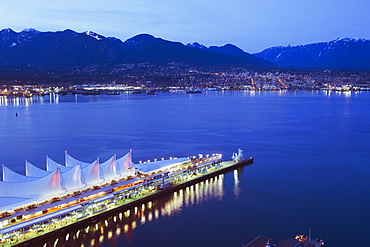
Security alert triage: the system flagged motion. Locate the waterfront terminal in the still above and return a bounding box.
[0,149,252,246]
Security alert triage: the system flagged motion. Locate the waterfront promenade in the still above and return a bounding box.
[1,158,252,246]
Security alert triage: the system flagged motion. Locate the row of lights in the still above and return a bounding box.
[18,156,225,245]
[42,173,225,247]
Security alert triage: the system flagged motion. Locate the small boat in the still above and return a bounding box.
[147,90,157,95]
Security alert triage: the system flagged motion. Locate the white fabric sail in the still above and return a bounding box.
[2,165,39,182]
[46,156,71,172]
[82,159,104,187]
[0,168,65,200]
[100,155,120,182]
[0,151,133,212]
[61,164,86,191]
[116,151,134,177]
[38,168,66,200]
[26,160,51,177]
[65,152,92,167]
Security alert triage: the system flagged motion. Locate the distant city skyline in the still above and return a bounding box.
[1,0,369,53]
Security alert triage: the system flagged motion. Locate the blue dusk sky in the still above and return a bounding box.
[1,0,369,53]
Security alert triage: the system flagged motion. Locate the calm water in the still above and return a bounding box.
[1,91,369,247]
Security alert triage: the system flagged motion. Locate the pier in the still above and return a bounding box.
[0,151,253,246]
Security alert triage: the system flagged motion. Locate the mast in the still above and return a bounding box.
[65,150,68,166]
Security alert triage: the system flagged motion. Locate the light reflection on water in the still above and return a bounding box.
[233,169,241,199]
[0,94,60,106]
[42,174,226,247]
[0,90,363,107]
[2,91,370,246]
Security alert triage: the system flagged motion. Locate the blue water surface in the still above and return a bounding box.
[0,91,369,247]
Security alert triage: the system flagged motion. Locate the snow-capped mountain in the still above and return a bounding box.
[0,28,127,67]
[84,31,105,41]
[0,28,40,50]
[254,37,370,70]
[1,29,368,70]
[0,29,272,69]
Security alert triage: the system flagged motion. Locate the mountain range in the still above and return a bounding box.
[0,28,369,70]
[254,37,370,70]
[0,28,273,69]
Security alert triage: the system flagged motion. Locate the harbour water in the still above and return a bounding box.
[1,91,369,246]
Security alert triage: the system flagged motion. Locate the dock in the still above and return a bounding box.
[0,152,253,246]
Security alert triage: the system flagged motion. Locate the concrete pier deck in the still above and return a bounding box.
[10,158,253,246]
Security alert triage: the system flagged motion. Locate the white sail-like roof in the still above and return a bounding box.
[61,164,86,191]
[26,160,51,177]
[82,159,104,187]
[38,168,66,200]
[116,151,134,177]
[100,155,120,181]
[0,150,133,213]
[46,156,71,172]
[135,157,191,174]
[0,197,36,215]
[65,152,92,167]
[2,165,39,182]
[0,168,65,201]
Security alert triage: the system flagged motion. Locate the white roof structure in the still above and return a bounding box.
[2,165,38,182]
[26,160,51,177]
[46,156,70,172]
[135,157,191,174]
[82,159,104,187]
[65,152,92,167]
[100,156,120,181]
[116,152,134,177]
[0,151,134,213]
[0,168,65,201]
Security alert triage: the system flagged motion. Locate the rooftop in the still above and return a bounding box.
[135,157,191,174]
